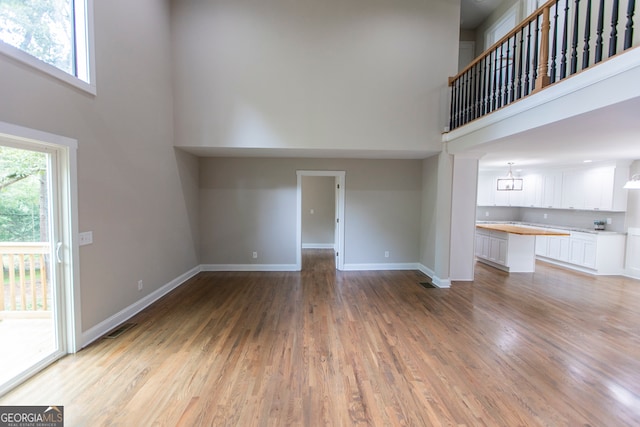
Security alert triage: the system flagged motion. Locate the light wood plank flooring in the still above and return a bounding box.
[1,249,640,426]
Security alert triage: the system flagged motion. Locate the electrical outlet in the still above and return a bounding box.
[543,213,548,219]
[79,231,93,246]
[384,251,390,258]
[137,280,143,291]
[252,251,258,259]
[485,211,489,217]
[310,209,314,214]
[607,218,612,225]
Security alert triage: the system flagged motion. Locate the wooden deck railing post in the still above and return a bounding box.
[1,243,50,312]
[535,5,552,91]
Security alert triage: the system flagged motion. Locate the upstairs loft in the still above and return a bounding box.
[444,0,640,160]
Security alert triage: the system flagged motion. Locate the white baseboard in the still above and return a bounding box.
[80,265,201,348]
[342,262,419,271]
[417,264,451,288]
[302,243,335,249]
[200,264,298,272]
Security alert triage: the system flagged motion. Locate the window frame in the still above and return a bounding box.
[0,0,96,95]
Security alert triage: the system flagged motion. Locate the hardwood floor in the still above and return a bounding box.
[2,249,640,426]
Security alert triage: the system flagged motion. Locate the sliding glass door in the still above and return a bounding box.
[0,142,65,394]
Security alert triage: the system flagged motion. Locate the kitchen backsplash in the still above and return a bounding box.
[476,207,627,233]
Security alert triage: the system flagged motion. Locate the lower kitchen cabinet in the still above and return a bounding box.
[568,232,597,269]
[476,228,536,272]
[535,229,625,275]
[536,234,570,262]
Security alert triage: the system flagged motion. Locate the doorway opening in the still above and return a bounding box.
[0,121,79,396]
[296,171,345,271]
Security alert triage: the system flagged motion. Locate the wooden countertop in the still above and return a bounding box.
[476,223,571,236]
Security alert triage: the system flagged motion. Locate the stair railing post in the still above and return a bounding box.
[535,6,552,91]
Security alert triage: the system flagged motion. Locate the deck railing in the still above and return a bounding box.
[0,243,51,314]
[448,0,638,130]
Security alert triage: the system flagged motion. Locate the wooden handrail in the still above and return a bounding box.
[451,0,558,83]
[448,0,637,130]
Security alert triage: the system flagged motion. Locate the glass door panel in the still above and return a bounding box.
[0,143,62,392]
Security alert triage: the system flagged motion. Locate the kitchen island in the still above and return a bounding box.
[475,223,570,273]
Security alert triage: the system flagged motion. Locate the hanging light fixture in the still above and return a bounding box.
[623,174,640,189]
[496,162,523,191]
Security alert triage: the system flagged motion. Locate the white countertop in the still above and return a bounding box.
[476,221,626,235]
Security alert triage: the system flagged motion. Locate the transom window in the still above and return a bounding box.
[0,0,93,92]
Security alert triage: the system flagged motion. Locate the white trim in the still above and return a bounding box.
[0,121,77,150]
[0,0,96,95]
[625,228,640,280]
[484,3,518,50]
[302,243,335,249]
[0,122,81,354]
[0,349,66,397]
[81,266,201,348]
[200,264,298,272]
[417,264,452,288]
[296,171,346,271]
[343,263,420,271]
[444,47,640,151]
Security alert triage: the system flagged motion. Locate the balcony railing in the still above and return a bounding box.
[0,243,51,315]
[448,0,638,130]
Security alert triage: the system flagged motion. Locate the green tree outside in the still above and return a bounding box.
[0,0,74,74]
[0,146,47,242]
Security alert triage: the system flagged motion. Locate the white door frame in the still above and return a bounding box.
[296,170,346,270]
[0,121,81,354]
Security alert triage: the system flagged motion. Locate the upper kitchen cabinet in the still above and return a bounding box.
[477,161,630,211]
[541,172,563,208]
[477,171,523,207]
[560,163,630,211]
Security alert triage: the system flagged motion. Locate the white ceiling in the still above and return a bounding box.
[476,96,640,171]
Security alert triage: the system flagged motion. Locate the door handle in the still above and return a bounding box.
[56,242,63,263]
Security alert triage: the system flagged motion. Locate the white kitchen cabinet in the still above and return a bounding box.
[478,162,629,211]
[535,235,548,256]
[475,230,490,258]
[476,228,506,264]
[476,228,536,272]
[561,170,585,209]
[477,173,495,206]
[535,232,569,261]
[477,172,524,207]
[535,227,626,275]
[547,235,570,262]
[583,167,614,210]
[541,172,563,208]
[522,174,542,207]
[568,232,597,269]
[560,164,629,211]
[489,235,508,265]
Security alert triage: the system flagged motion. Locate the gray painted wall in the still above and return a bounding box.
[0,0,200,332]
[199,158,423,266]
[476,206,627,232]
[170,0,459,156]
[302,176,335,246]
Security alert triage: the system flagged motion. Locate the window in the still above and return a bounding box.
[0,0,94,93]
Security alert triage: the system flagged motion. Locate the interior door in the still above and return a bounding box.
[334,177,339,266]
[0,142,65,395]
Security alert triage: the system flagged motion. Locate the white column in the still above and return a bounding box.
[449,153,483,281]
